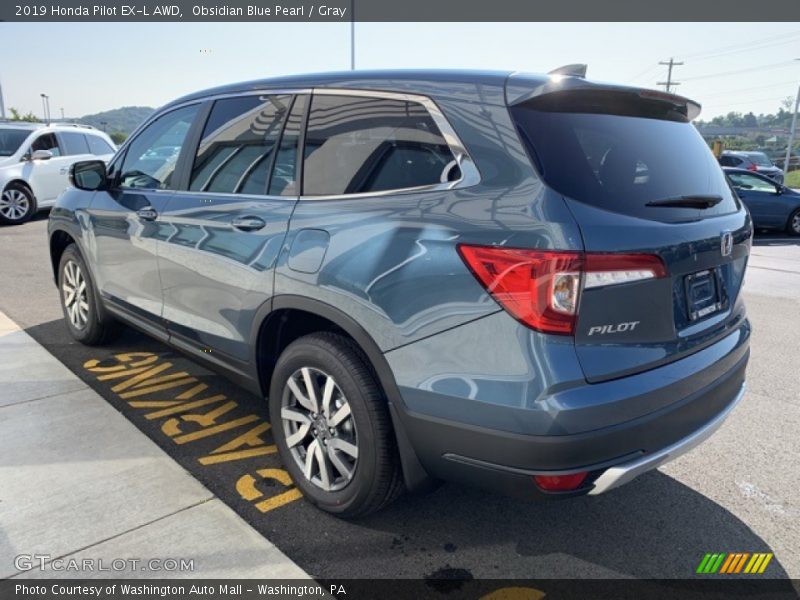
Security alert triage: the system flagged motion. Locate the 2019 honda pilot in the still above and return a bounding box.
[48,70,751,517]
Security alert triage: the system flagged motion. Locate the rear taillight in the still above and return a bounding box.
[458,245,666,335]
[747,163,758,172]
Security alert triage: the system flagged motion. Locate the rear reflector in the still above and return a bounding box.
[458,245,666,335]
[534,472,589,491]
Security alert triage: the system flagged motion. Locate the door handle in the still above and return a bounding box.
[60,167,69,175]
[136,207,158,221]
[231,215,266,232]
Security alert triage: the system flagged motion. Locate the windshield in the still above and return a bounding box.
[745,152,773,167]
[0,128,32,157]
[511,106,740,222]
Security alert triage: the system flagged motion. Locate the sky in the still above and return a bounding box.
[1,22,799,120]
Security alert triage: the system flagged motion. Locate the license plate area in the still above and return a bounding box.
[685,269,723,321]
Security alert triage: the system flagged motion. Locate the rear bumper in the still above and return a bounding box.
[389,325,749,499]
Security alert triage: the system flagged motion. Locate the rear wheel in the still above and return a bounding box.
[0,183,36,225]
[268,332,403,518]
[58,244,119,345]
[787,209,800,236]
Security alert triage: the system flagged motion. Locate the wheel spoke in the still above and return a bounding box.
[287,376,316,413]
[321,375,335,418]
[329,437,358,459]
[328,403,351,428]
[316,442,332,490]
[304,438,320,479]
[301,367,320,413]
[327,444,354,479]
[285,422,311,448]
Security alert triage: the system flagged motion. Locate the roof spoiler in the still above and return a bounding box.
[548,64,587,78]
[506,72,701,121]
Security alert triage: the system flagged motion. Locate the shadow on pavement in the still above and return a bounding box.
[18,317,792,581]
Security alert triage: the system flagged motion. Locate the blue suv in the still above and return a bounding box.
[48,70,751,517]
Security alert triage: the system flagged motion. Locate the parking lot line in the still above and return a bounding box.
[0,309,309,579]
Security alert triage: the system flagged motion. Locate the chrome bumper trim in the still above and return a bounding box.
[588,383,746,496]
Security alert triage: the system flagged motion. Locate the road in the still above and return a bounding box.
[1,213,798,580]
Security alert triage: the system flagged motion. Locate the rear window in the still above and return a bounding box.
[745,152,773,167]
[511,105,740,221]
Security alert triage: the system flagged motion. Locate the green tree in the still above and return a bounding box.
[109,131,127,145]
[9,107,39,122]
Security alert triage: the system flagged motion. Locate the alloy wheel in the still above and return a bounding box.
[792,212,800,235]
[62,260,89,330]
[0,189,30,221]
[280,367,359,492]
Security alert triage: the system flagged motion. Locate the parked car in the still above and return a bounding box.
[0,122,115,225]
[724,167,800,235]
[48,70,751,517]
[719,150,784,184]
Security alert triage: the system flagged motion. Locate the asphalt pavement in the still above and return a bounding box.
[0,213,798,580]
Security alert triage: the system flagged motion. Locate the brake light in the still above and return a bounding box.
[747,163,758,172]
[457,245,666,335]
[534,472,588,491]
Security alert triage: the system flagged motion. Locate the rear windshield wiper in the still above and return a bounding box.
[645,195,722,209]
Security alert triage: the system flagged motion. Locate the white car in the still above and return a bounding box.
[0,122,116,225]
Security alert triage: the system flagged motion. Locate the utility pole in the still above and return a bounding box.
[60,107,65,121]
[40,93,50,124]
[350,0,355,70]
[0,78,5,120]
[784,84,800,175]
[657,58,683,93]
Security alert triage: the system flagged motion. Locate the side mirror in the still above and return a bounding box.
[30,149,53,161]
[70,160,108,191]
[776,185,784,195]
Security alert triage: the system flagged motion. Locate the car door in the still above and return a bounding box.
[86,103,201,333]
[24,132,73,204]
[727,171,784,227]
[156,93,304,366]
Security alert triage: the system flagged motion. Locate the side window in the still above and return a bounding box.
[719,156,734,167]
[190,94,291,194]
[85,134,115,156]
[302,95,459,196]
[31,133,62,157]
[59,131,90,156]
[120,104,199,190]
[728,173,777,193]
[269,94,308,196]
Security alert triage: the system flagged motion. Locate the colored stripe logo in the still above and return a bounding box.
[696,552,773,574]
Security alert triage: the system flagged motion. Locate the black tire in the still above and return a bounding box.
[787,208,800,236]
[269,332,404,518]
[0,182,36,225]
[57,244,120,345]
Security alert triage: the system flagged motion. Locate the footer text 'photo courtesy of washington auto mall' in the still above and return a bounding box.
[1,1,799,598]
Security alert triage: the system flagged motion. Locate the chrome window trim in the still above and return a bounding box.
[299,88,481,200]
[122,86,480,201]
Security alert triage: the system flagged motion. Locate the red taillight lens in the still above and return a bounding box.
[457,245,582,335]
[458,245,667,336]
[534,472,589,491]
[747,163,758,172]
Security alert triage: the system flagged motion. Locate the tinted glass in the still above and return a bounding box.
[303,95,457,196]
[86,134,114,155]
[120,104,199,190]
[0,129,32,156]
[31,133,61,157]
[745,152,772,167]
[512,106,739,221]
[269,95,307,196]
[719,156,737,167]
[728,172,778,193]
[59,131,90,156]
[190,94,291,195]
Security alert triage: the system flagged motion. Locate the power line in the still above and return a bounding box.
[686,35,800,63]
[693,80,797,100]
[681,60,797,82]
[676,30,800,61]
[657,58,683,92]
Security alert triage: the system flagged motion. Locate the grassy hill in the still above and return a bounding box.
[77,106,154,138]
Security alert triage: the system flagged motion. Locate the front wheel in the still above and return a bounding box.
[787,209,800,236]
[268,332,403,518]
[58,244,119,345]
[0,183,36,225]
